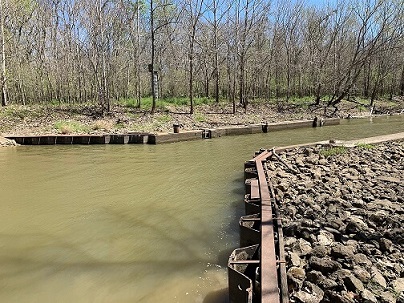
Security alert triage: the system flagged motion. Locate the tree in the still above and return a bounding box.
[328,0,404,108]
[182,0,205,114]
[0,0,7,106]
[236,0,268,110]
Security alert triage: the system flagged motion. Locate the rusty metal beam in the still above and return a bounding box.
[254,150,281,303]
[230,149,289,303]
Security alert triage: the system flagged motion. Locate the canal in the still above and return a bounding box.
[0,115,402,303]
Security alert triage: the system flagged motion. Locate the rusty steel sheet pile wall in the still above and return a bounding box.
[228,150,289,303]
[228,245,260,303]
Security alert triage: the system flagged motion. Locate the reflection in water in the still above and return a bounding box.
[0,115,402,302]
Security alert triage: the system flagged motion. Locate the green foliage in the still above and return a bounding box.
[356,143,375,150]
[357,105,367,112]
[115,122,125,129]
[156,114,171,123]
[139,97,167,111]
[288,96,314,108]
[319,146,348,157]
[49,99,61,106]
[164,97,189,106]
[118,98,138,108]
[0,106,37,119]
[194,113,206,122]
[54,121,89,134]
[117,96,217,111]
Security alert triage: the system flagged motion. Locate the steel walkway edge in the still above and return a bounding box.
[228,150,289,303]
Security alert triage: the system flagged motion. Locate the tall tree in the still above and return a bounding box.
[0,0,7,106]
[182,0,205,114]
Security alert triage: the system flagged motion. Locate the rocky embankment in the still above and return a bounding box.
[268,141,404,303]
[0,136,18,147]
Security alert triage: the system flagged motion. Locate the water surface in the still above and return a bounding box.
[0,115,402,303]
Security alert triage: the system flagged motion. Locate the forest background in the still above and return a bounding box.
[0,0,403,133]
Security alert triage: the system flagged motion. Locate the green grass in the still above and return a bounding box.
[119,98,138,108]
[319,146,348,157]
[356,143,375,150]
[118,96,217,111]
[289,95,315,105]
[0,107,32,119]
[54,120,89,134]
[194,113,206,122]
[115,122,125,129]
[156,114,172,123]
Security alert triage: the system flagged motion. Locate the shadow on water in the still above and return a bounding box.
[203,288,230,303]
[232,186,245,196]
[210,166,253,302]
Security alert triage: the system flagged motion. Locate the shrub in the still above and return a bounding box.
[319,146,347,157]
[54,121,89,134]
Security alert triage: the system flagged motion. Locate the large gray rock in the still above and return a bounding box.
[293,281,324,303]
[353,266,371,282]
[309,256,342,274]
[317,230,334,246]
[393,278,404,294]
[361,289,378,303]
[288,251,302,267]
[370,266,387,288]
[306,270,338,290]
[324,290,355,303]
[343,275,364,292]
[352,253,372,266]
[306,270,325,284]
[379,238,393,253]
[379,291,397,303]
[331,243,355,259]
[345,216,368,234]
[293,238,313,256]
[288,267,306,280]
[311,245,331,257]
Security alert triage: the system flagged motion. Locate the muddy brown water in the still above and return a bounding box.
[0,115,403,303]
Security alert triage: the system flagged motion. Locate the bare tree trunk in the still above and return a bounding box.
[189,40,194,114]
[0,0,7,106]
[136,1,141,108]
[213,0,219,103]
[400,63,404,96]
[150,0,157,114]
[363,59,371,98]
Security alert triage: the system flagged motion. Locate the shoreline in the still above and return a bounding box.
[1,99,402,135]
[1,99,403,147]
[1,113,403,147]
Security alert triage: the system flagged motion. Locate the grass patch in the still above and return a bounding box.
[356,143,375,150]
[156,114,172,123]
[119,98,139,108]
[54,121,89,134]
[92,120,113,131]
[0,106,33,119]
[117,96,217,111]
[357,104,368,112]
[115,122,125,129]
[289,96,314,106]
[194,113,206,122]
[319,146,348,157]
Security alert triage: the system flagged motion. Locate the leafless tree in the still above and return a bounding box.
[0,0,7,106]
